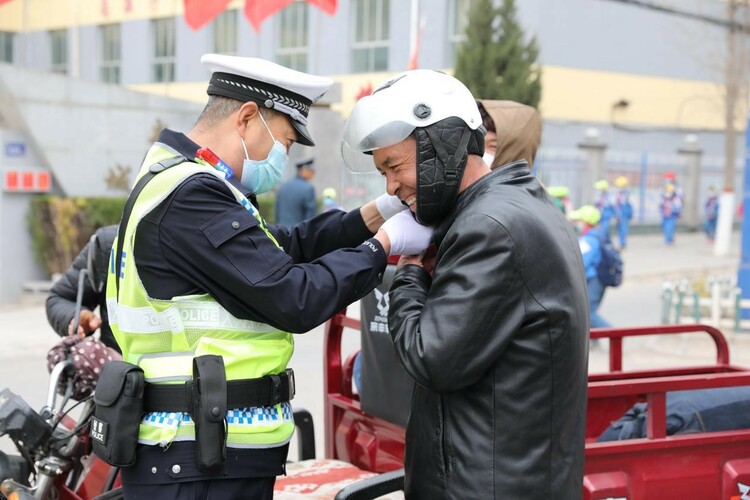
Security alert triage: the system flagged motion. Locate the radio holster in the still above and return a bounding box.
[192,355,227,473]
[90,361,144,467]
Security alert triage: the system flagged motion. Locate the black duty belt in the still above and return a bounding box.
[143,369,295,413]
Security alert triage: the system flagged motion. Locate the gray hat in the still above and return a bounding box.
[296,158,315,170]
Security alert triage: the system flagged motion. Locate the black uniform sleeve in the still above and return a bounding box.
[45,242,100,337]
[267,208,374,263]
[141,175,386,333]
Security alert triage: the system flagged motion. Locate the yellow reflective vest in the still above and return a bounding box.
[106,142,295,448]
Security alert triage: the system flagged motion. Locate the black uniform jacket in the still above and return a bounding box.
[134,129,386,332]
[388,162,589,499]
[46,225,119,351]
[121,129,386,485]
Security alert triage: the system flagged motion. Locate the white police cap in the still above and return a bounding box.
[201,54,333,146]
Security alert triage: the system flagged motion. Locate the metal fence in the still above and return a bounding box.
[537,149,740,224]
[334,149,741,224]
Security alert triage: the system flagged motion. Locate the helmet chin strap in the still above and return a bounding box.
[423,126,472,186]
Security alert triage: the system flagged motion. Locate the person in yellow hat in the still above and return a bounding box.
[321,186,340,212]
[593,179,615,236]
[547,185,571,215]
[613,176,633,249]
[569,205,612,330]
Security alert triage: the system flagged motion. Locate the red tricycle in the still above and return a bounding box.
[286,307,750,499]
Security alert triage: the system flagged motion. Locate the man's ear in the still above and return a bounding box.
[236,101,260,135]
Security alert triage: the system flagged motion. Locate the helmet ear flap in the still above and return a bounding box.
[414,117,475,225]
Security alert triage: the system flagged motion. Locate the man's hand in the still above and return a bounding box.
[67,310,102,339]
[375,211,433,256]
[397,244,437,274]
[397,253,424,270]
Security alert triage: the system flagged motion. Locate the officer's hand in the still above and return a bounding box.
[67,310,102,339]
[375,194,409,220]
[360,194,409,234]
[376,211,433,256]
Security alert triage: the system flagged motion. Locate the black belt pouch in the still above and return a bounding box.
[90,361,144,467]
[192,355,227,473]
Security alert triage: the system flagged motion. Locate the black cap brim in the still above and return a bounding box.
[292,120,314,147]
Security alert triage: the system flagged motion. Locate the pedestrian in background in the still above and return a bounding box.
[660,171,683,246]
[476,99,542,170]
[569,205,612,330]
[547,185,571,215]
[321,186,340,212]
[593,179,615,236]
[704,185,719,242]
[275,157,317,225]
[613,176,633,249]
[46,225,119,352]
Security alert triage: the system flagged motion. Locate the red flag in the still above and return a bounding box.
[244,0,294,32]
[101,0,109,18]
[306,0,337,15]
[355,83,372,102]
[184,0,232,30]
[244,0,337,32]
[0,0,13,6]
[123,0,133,12]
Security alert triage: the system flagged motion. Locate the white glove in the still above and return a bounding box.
[380,211,434,256]
[375,193,409,220]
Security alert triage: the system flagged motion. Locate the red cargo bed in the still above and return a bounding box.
[323,312,750,499]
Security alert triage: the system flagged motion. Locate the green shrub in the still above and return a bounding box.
[256,194,276,224]
[28,196,126,276]
[27,193,303,275]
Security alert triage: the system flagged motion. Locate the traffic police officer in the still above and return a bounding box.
[107,55,433,499]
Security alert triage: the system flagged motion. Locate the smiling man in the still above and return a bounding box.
[342,70,589,499]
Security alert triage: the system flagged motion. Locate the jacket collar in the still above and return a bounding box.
[156,128,255,199]
[434,160,530,245]
[156,129,201,162]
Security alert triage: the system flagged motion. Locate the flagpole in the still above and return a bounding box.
[70,0,79,78]
[314,4,321,74]
[409,0,418,65]
[21,0,28,65]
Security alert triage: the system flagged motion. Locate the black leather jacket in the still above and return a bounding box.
[46,225,119,351]
[388,162,589,499]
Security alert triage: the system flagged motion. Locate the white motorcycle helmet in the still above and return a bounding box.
[341,70,485,225]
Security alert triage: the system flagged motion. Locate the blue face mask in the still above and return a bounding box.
[240,113,289,194]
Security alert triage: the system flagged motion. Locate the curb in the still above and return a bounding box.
[625,266,739,286]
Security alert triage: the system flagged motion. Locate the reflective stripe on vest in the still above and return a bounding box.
[105,142,295,448]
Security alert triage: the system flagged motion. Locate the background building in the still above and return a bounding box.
[0,0,745,300]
